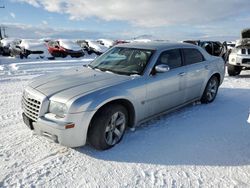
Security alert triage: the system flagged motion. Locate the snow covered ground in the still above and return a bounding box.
[0,56,250,187]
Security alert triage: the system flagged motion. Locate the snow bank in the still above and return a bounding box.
[0,56,250,187]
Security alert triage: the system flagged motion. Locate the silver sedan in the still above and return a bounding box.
[22,42,225,150]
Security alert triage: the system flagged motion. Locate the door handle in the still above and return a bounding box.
[179,72,186,76]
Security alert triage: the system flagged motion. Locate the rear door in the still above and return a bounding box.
[182,48,209,101]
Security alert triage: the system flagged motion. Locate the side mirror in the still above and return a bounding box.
[155,64,170,73]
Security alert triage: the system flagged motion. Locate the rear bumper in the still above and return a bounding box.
[32,111,96,147]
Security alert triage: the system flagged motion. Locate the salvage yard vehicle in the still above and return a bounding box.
[97,39,114,48]
[19,39,54,59]
[183,40,229,62]
[21,42,225,150]
[77,39,108,55]
[85,40,109,55]
[228,29,250,76]
[9,45,23,58]
[0,38,21,56]
[47,39,84,58]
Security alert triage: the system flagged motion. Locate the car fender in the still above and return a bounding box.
[68,88,136,114]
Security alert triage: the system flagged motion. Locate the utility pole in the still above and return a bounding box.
[0,2,6,39]
[2,26,6,37]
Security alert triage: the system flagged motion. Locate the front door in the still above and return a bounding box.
[145,49,186,117]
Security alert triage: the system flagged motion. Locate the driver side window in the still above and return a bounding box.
[156,49,182,69]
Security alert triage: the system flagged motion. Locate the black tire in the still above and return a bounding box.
[201,76,219,103]
[61,53,67,58]
[88,104,128,150]
[227,64,242,76]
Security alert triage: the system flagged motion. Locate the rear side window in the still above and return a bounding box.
[183,48,204,65]
[156,49,182,69]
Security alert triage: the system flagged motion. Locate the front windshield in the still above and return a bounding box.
[89,47,154,75]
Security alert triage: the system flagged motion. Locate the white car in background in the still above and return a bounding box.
[226,41,236,50]
[0,38,21,56]
[19,39,53,59]
[86,40,109,55]
[228,28,250,76]
[97,39,114,48]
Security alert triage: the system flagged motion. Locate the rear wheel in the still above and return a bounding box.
[88,104,128,150]
[227,64,242,76]
[201,76,219,103]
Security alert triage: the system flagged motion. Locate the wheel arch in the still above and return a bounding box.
[87,98,136,137]
[212,72,221,84]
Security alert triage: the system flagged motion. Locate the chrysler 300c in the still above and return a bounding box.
[22,42,225,150]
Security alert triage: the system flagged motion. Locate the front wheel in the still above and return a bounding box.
[227,64,241,76]
[88,104,128,150]
[201,76,219,103]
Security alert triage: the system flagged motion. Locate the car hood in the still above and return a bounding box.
[29,67,131,103]
[236,38,250,48]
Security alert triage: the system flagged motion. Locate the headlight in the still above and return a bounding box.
[49,101,68,117]
[236,48,242,55]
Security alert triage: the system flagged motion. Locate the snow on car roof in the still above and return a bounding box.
[19,40,47,51]
[87,40,108,53]
[1,38,21,46]
[58,39,82,51]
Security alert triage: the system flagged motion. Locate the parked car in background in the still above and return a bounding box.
[21,42,225,150]
[85,40,108,55]
[183,40,229,62]
[228,39,250,76]
[96,39,114,48]
[9,43,23,58]
[0,38,21,56]
[47,39,84,58]
[227,28,250,76]
[113,40,130,46]
[19,39,54,59]
[76,40,92,54]
[226,41,236,50]
[77,39,108,55]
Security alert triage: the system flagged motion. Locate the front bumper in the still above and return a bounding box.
[32,111,96,147]
[229,54,250,68]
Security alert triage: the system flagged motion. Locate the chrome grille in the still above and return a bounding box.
[22,92,41,121]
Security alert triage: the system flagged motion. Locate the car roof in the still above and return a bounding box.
[115,41,196,51]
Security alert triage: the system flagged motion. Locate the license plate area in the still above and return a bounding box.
[22,113,34,130]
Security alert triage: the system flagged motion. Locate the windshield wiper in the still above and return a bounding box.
[88,65,104,72]
[88,65,140,76]
[88,64,95,69]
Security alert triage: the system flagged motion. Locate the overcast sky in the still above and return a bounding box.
[0,0,249,40]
